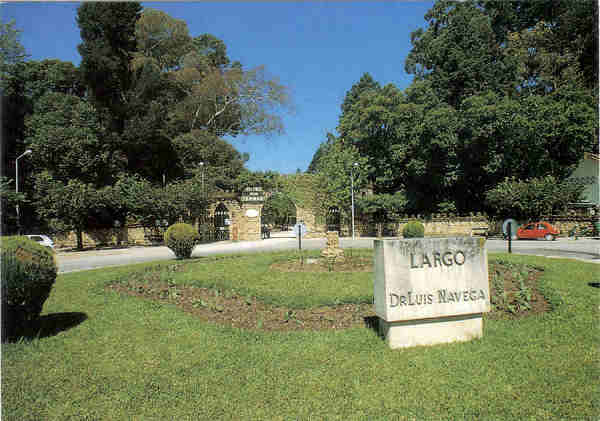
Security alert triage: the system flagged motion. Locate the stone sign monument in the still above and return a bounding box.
[321,231,345,260]
[374,237,490,349]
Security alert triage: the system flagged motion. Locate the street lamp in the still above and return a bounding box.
[199,162,204,194]
[16,149,32,235]
[350,162,359,240]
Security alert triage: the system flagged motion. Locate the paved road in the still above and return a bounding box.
[56,236,600,273]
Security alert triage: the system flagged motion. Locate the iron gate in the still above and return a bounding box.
[214,203,230,241]
[326,206,341,233]
[197,203,230,242]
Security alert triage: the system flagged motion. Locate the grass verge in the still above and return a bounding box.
[2,252,598,420]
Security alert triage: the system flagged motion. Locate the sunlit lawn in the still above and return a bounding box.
[2,251,598,420]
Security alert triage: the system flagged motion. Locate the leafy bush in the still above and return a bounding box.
[1,236,57,340]
[402,221,425,238]
[356,192,408,220]
[484,175,592,220]
[164,223,199,259]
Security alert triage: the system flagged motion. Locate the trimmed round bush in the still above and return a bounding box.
[1,236,57,340]
[402,221,425,238]
[164,223,199,259]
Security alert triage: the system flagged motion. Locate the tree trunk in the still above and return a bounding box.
[76,228,84,250]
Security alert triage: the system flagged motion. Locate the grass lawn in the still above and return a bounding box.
[2,251,598,420]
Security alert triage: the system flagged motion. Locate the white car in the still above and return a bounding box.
[25,234,55,249]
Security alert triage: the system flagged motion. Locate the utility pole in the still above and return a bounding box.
[15,149,32,235]
[199,162,204,194]
[351,162,359,240]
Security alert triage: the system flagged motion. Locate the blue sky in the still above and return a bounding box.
[3,1,434,174]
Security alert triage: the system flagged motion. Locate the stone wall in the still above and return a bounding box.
[296,206,326,239]
[353,216,489,238]
[420,216,489,237]
[533,215,597,237]
[53,226,164,249]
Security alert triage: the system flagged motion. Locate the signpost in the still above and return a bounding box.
[508,222,512,253]
[502,218,518,254]
[293,222,308,250]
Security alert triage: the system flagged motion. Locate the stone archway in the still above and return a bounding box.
[198,184,328,242]
[262,192,297,238]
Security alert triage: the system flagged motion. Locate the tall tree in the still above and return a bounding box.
[1,19,28,178]
[312,134,369,218]
[24,92,111,184]
[0,176,25,233]
[0,20,26,66]
[333,0,598,216]
[337,83,409,195]
[405,0,518,107]
[77,4,292,183]
[34,172,110,249]
[133,8,191,73]
[307,132,336,174]
[77,2,146,182]
[481,0,598,91]
[339,72,381,118]
[170,63,291,138]
[77,2,142,133]
[171,129,248,191]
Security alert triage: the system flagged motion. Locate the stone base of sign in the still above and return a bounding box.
[379,313,483,349]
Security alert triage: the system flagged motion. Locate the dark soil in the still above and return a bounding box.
[107,258,550,332]
[486,261,551,320]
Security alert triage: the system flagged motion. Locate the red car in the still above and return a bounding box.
[517,222,560,241]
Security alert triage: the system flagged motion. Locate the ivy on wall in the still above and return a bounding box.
[278,173,328,221]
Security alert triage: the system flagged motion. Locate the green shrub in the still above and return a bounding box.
[1,236,57,340]
[164,223,199,259]
[402,221,425,238]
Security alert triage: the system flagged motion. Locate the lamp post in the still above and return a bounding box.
[350,162,359,240]
[16,149,32,235]
[199,162,204,194]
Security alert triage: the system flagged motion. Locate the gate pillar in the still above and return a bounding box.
[239,187,265,241]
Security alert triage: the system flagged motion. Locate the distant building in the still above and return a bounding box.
[569,152,599,208]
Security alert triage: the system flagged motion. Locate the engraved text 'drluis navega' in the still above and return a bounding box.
[389,289,487,307]
[389,250,487,307]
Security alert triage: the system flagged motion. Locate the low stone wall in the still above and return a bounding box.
[51,214,597,249]
[356,216,489,238]
[421,217,489,237]
[541,215,598,237]
[53,226,162,249]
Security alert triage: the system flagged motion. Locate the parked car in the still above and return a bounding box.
[516,222,560,241]
[25,234,55,249]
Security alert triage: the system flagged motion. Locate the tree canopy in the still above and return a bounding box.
[2,3,293,239]
[310,0,598,218]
